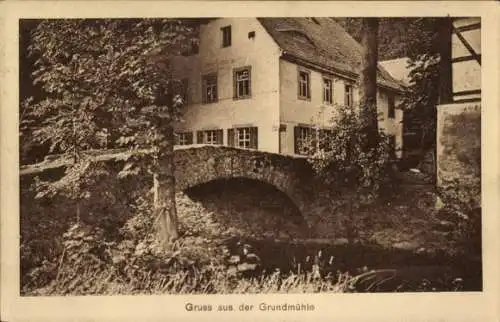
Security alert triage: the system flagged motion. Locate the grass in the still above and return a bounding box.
[29,263,355,296]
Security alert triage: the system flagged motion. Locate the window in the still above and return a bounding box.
[294,126,316,155]
[233,66,252,99]
[298,70,311,99]
[319,128,333,152]
[228,127,258,149]
[176,132,193,146]
[221,26,231,47]
[294,126,332,155]
[237,127,251,148]
[202,73,218,104]
[323,77,333,104]
[196,129,223,145]
[344,83,353,107]
[388,94,395,119]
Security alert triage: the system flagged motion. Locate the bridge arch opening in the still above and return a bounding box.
[183,177,308,239]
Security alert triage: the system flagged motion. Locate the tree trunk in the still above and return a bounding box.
[153,124,179,247]
[152,78,179,248]
[359,17,379,150]
[438,17,453,105]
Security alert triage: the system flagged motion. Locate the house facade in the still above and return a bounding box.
[172,18,405,156]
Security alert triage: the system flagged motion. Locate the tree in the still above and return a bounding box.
[335,17,446,166]
[358,18,379,150]
[400,18,444,167]
[21,19,198,247]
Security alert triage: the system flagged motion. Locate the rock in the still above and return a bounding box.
[227,266,238,276]
[434,220,455,232]
[228,255,241,264]
[392,241,420,251]
[245,253,261,264]
[435,208,461,224]
[237,263,258,272]
[434,195,445,210]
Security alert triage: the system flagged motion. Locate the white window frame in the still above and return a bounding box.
[298,70,311,99]
[204,130,218,145]
[298,126,316,155]
[345,83,353,107]
[236,127,251,149]
[178,132,189,145]
[234,67,251,99]
[202,74,218,104]
[323,77,333,104]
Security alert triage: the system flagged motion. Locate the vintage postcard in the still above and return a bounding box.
[1,1,499,321]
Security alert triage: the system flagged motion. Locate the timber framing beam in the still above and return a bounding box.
[452,25,481,66]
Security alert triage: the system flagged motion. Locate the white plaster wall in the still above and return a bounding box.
[172,18,282,153]
[451,18,481,99]
[279,59,403,156]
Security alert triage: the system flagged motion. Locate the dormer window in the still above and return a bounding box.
[221,25,231,47]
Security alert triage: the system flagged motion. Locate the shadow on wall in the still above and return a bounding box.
[184,178,309,239]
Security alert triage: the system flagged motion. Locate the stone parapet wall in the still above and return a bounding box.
[436,102,481,205]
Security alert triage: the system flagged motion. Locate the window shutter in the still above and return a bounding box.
[297,71,301,99]
[233,69,237,99]
[202,78,206,104]
[247,67,252,97]
[307,75,311,99]
[216,129,224,145]
[294,126,300,154]
[228,129,235,147]
[250,127,258,149]
[187,132,193,145]
[196,131,203,144]
[213,76,218,102]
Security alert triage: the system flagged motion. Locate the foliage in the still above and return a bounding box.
[21,18,197,164]
[21,18,200,244]
[309,103,396,198]
[22,19,195,151]
[436,178,481,259]
[336,17,445,163]
[306,103,397,242]
[398,18,444,160]
[333,18,441,61]
[21,184,353,296]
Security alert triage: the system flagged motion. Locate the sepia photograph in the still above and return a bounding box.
[17,15,484,297]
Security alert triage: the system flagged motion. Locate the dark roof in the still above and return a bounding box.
[258,17,406,92]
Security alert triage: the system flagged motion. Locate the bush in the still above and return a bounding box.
[306,104,398,243]
[436,178,481,259]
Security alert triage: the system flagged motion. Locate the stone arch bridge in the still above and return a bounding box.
[20,145,324,229]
